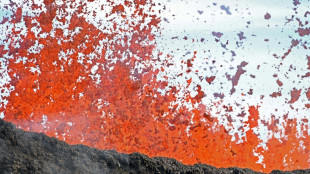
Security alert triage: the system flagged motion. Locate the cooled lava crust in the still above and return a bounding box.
[0,119,309,174]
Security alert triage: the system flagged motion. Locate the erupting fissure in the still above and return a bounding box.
[0,0,309,173]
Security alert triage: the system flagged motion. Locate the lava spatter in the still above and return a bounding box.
[1,0,310,173]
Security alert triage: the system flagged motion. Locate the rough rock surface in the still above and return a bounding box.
[0,119,309,174]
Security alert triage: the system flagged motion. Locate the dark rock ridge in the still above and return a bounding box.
[0,119,309,174]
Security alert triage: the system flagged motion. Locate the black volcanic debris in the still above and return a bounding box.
[0,119,310,174]
[197,10,204,15]
[237,32,246,40]
[220,5,232,15]
[212,31,223,38]
[264,13,271,20]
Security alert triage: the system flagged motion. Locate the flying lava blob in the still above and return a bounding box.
[0,0,310,173]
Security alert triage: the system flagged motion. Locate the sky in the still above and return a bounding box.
[154,0,310,143]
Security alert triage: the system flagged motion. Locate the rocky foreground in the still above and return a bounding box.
[0,119,309,174]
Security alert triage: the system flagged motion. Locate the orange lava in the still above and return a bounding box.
[1,0,310,173]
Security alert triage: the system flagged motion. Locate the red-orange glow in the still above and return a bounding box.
[1,0,310,173]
